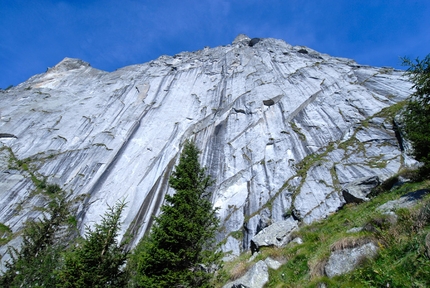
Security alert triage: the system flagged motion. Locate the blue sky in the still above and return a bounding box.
[1,0,429,89]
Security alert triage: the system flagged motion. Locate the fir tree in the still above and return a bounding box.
[56,200,129,288]
[0,187,75,287]
[129,140,221,287]
[402,54,430,177]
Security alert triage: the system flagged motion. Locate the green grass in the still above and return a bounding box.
[0,223,12,245]
[214,174,430,287]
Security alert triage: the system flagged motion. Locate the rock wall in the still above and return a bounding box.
[0,35,415,259]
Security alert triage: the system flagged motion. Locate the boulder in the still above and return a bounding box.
[250,217,298,254]
[377,189,430,212]
[325,242,378,278]
[346,227,363,233]
[223,260,269,288]
[264,257,283,270]
[342,176,380,203]
[290,237,303,244]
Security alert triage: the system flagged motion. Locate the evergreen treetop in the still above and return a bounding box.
[0,187,75,288]
[129,140,221,287]
[56,200,129,288]
[402,54,430,177]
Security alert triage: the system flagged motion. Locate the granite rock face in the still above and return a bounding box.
[0,35,414,260]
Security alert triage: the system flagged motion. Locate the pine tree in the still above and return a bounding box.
[0,187,75,287]
[129,140,221,287]
[56,200,129,288]
[402,54,430,177]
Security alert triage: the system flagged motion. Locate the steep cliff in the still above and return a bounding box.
[0,35,415,260]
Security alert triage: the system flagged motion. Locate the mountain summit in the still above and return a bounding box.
[0,35,414,261]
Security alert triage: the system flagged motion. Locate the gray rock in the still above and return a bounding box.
[221,236,242,261]
[250,217,298,254]
[346,227,363,233]
[223,260,269,288]
[342,176,380,203]
[325,242,379,278]
[377,189,430,212]
[0,34,413,263]
[264,257,283,270]
[290,237,303,244]
[233,34,251,46]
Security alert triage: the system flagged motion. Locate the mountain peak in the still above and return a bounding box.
[232,34,251,44]
[48,57,91,73]
[0,36,415,263]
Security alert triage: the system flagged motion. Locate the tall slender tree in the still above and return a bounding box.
[402,54,430,177]
[129,140,221,287]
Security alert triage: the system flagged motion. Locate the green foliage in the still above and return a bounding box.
[0,190,75,287]
[216,178,430,287]
[402,54,430,105]
[403,101,430,176]
[56,200,129,288]
[129,140,221,287]
[402,54,430,178]
[342,201,430,287]
[0,223,12,245]
[281,253,309,282]
[290,121,306,141]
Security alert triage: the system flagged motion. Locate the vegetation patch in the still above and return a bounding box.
[0,223,12,245]
[215,175,430,287]
[290,121,306,141]
[230,230,243,240]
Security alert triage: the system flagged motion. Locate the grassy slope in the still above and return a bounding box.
[215,174,430,287]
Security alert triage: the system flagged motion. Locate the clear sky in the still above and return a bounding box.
[1,0,429,89]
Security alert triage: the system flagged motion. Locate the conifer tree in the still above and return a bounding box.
[129,140,221,287]
[56,200,129,288]
[0,187,75,287]
[402,54,430,177]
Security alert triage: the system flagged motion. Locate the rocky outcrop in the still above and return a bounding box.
[250,217,298,253]
[223,260,270,288]
[342,176,380,203]
[223,257,282,287]
[325,242,379,278]
[0,34,414,262]
[377,189,430,212]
